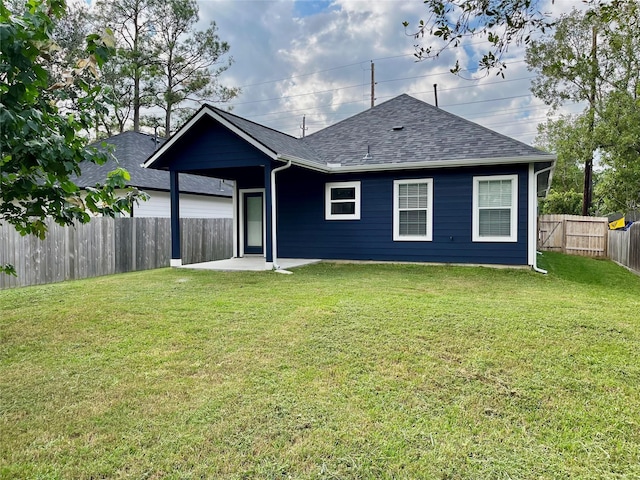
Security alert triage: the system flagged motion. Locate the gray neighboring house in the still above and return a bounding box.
[78,131,232,218]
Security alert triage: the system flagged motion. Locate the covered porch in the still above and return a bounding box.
[142,106,303,270]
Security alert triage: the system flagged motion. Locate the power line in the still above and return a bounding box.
[228,65,532,112]
[440,94,533,107]
[232,39,500,91]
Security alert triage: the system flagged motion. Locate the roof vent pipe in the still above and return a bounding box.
[153,126,159,150]
[363,145,373,161]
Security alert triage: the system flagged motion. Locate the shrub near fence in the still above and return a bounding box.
[609,222,640,274]
[0,217,233,289]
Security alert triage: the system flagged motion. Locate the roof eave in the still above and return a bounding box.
[278,153,556,174]
[142,106,278,169]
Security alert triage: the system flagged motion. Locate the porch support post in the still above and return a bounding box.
[170,170,182,267]
[232,182,238,258]
[264,163,273,265]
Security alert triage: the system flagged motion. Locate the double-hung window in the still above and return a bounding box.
[472,174,518,242]
[325,181,361,220]
[393,178,433,241]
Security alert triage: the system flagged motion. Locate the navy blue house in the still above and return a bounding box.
[143,94,555,270]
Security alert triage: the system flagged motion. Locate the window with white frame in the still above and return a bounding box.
[472,174,518,242]
[393,178,433,241]
[325,181,361,220]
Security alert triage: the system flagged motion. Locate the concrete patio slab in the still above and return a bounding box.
[181,257,321,272]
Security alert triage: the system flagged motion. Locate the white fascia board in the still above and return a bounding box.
[276,154,329,172]
[278,153,556,174]
[330,154,556,173]
[143,106,278,169]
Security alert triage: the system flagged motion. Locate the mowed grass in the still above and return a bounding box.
[1,253,639,479]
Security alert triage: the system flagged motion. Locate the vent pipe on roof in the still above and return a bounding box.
[300,115,307,138]
[363,144,373,161]
[371,61,375,108]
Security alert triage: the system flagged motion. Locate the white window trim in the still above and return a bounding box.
[393,178,433,242]
[325,181,361,220]
[472,174,518,243]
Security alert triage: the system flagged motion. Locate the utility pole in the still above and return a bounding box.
[371,61,375,108]
[300,115,308,138]
[433,84,438,108]
[582,25,597,216]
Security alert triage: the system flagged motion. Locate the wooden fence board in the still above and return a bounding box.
[1,217,232,289]
[631,223,640,273]
[539,214,608,257]
[609,223,640,275]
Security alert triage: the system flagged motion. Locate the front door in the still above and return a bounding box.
[243,191,264,255]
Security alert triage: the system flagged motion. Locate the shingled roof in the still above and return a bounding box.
[78,131,232,196]
[214,108,323,162]
[300,94,550,167]
[145,93,553,173]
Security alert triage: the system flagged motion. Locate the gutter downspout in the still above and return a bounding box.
[532,164,556,274]
[271,159,292,270]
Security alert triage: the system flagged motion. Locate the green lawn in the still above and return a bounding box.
[1,253,639,479]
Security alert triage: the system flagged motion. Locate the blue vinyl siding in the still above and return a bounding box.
[277,165,530,265]
[151,116,272,172]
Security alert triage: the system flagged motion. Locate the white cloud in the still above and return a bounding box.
[159,0,589,144]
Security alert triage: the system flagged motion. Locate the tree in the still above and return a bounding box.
[539,190,583,215]
[96,52,136,136]
[404,0,554,75]
[404,0,627,76]
[535,116,586,193]
[146,0,238,136]
[593,90,640,213]
[535,116,589,215]
[94,0,156,132]
[526,2,639,215]
[0,0,143,275]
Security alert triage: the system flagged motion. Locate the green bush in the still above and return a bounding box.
[539,189,583,214]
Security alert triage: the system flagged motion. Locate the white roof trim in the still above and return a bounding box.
[277,153,556,174]
[142,105,555,174]
[143,106,278,169]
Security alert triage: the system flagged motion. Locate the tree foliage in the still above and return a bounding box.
[535,116,587,195]
[0,0,144,275]
[93,0,238,136]
[404,1,628,76]
[539,189,583,215]
[94,0,156,132]
[528,1,640,214]
[593,90,640,213]
[145,0,238,136]
[404,0,555,75]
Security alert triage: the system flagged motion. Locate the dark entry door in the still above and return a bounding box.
[243,192,263,254]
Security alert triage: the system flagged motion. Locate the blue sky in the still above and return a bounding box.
[293,0,334,17]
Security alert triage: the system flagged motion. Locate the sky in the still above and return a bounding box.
[145,1,590,145]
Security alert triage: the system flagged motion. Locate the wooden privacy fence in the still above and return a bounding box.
[608,222,640,274]
[538,214,608,257]
[0,217,233,289]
